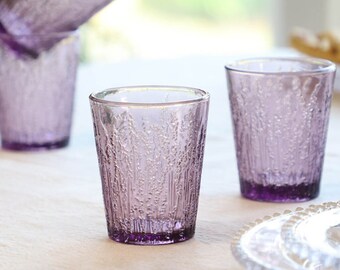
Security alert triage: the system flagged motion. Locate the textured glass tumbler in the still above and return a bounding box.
[0,32,79,150]
[90,86,209,245]
[226,58,336,202]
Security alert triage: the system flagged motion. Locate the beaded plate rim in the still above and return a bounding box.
[230,207,304,269]
[281,201,340,268]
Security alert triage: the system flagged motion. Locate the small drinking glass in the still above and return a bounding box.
[89,86,210,245]
[225,58,336,202]
[0,31,79,150]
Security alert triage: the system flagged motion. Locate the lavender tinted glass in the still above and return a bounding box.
[226,58,336,202]
[0,0,111,53]
[90,86,209,245]
[0,32,79,151]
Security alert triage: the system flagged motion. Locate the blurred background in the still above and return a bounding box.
[79,0,340,63]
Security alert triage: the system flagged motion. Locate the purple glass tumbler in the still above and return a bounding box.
[225,58,336,202]
[0,32,79,150]
[89,86,209,245]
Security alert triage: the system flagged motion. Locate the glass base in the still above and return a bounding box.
[108,226,195,245]
[1,137,69,151]
[240,179,320,202]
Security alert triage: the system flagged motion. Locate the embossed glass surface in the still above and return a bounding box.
[89,86,210,245]
[0,0,111,54]
[0,32,79,150]
[282,201,340,269]
[226,58,336,202]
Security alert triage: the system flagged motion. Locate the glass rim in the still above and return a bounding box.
[225,57,336,75]
[89,85,210,107]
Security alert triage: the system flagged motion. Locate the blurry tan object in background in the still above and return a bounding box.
[291,27,340,63]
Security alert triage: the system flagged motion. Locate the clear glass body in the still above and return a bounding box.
[226,58,336,202]
[89,86,210,245]
[0,32,79,150]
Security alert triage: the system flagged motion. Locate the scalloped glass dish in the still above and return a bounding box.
[281,201,340,269]
[231,201,340,270]
[231,209,304,270]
